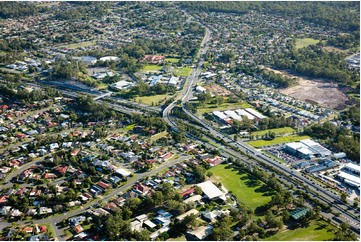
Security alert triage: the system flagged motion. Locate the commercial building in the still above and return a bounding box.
[110,81,134,90]
[197,181,225,201]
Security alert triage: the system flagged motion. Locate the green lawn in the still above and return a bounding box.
[151,131,169,141]
[135,94,170,106]
[247,135,310,147]
[198,102,253,114]
[295,38,320,49]
[210,163,273,212]
[173,67,192,77]
[165,58,180,63]
[142,64,163,72]
[263,219,336,241]
[59,40,96,49]
[124,124,135,131]
[251,127,296,137]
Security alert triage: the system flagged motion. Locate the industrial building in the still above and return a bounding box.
[284,139,332,159]
[212,108,266,124]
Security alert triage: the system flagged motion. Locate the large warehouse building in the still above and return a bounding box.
[285,139,332,159]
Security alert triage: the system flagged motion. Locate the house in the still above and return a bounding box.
[20,227,33,233]
[0,206,11,216]
[29,234,49,241]
[73,225,84,234]
[39,207,53,215]
[181,187,195,199]
[187,225,213,240]
[176,209,199,222]
[133,184,150,195]
[130,220,142,232]
[69,216,86,226]
[97,181,111,190]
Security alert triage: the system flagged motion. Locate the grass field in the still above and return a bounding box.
[295,38,319,49]
[247,135,310,147]
[263,219,335,241]
[165,58,180,63]
[251,127,296,137]
[210,163,273,212]
[142,64,163,72]
[151,131,169,141]
[198,102,253,114]
[173,67,192,76]
[60,40,96,49]
[135,94,170,106]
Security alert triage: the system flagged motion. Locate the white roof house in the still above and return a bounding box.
[115,168,131,177]
[197,181,225,200]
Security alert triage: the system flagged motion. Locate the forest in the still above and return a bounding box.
[273,45,359,86]
[178,1,360,32]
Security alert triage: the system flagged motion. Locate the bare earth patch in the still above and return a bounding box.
[265,68,349,110]
[281,79,349,110]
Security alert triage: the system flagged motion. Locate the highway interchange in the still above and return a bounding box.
[6,12,359,240]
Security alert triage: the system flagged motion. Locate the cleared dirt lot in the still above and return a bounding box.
[267,68,349,110]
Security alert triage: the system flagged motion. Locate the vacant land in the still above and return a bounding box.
[252,127,296,137]
[59,40,96,49]
[323,46,349,54]
[174,67,192,76]
[135,94,170,106]
[266,68,349,110]
[263,219,335,241]
[295,38,319,49]
[151,131,169,141]
[281,78,349,110]
[247,135,310,147]
[210,163,273,211]
[198,102,253,114]
[142,64,163,72]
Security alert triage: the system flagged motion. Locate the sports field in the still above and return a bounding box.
[295,38,319,49]
[60,40,96,49]
[263,219,335,241]
[210,163,273,211]
[247,135,310,147]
